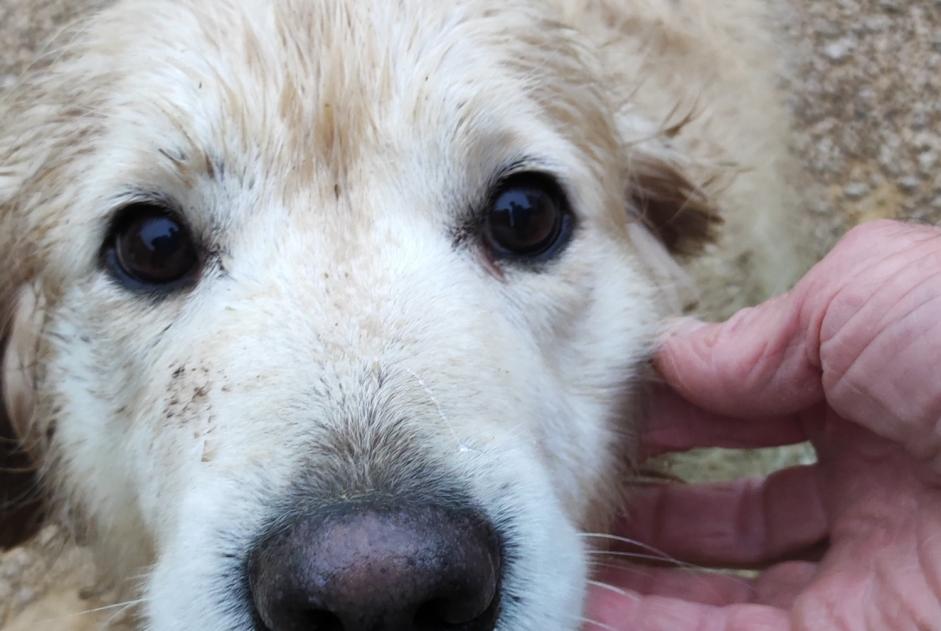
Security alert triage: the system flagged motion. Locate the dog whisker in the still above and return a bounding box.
[578,531,679,558]
[586,549,686,564]
[403,366,477,455]
[35,597,149,625]
[578,616,619,631]
[586,578,636,600]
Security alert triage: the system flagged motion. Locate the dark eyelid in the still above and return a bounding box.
[102,190,182,238]
[487,159,558,198]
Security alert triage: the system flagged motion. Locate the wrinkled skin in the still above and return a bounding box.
[586,220,941,631]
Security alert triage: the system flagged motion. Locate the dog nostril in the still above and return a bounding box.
[249,502,501,631]
[303,610,343,631]
[414,594,499,629]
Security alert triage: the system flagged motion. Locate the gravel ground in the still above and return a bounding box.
[1,1,940,628]
[787,0,941,242]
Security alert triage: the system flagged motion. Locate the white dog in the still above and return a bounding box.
[0,1,803,629]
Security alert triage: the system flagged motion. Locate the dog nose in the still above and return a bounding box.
[249,503,501,631]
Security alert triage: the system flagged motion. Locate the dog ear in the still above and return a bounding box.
[627,152,721,258]
[0,288,44,549]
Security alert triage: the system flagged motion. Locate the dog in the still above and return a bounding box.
[0,1,804,629]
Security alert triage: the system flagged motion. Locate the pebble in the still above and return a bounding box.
[844,182,871,199]
[823,37,856,60]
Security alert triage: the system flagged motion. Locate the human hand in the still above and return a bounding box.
[585,220,941,631]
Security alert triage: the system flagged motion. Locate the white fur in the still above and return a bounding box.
[0,1,802,629]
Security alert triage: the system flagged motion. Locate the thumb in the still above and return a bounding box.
[655,220,941,422]
[655,294,823,418]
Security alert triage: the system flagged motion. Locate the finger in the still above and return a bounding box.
[612,465,828,568]
[656,220,941,421]
[589,563,756,606]
[640,385,808,459]
[655,294,824,419]
[588,560,816,608]
[752,561,818,609]
[584,586,790,631]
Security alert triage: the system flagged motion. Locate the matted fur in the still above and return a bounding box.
[0,1,803,629]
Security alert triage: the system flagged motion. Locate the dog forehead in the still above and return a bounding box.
[89,0,616,207]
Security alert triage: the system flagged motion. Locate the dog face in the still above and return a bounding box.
[0,1,716,629]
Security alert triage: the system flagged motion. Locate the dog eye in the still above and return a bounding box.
[104,203,199,289]
[483,173,573,261]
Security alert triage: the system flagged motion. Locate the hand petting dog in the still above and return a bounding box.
[590,220,941,631]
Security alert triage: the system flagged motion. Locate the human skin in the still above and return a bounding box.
[585,220,941,631]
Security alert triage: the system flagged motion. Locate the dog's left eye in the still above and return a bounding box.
[103,203,200,290]
[483,172,573,262]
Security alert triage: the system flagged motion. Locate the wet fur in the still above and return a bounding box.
[0,1,802,629]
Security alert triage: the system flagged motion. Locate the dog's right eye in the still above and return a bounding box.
[103,203,200,291]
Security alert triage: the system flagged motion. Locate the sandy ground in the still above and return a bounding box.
[1,0,940,628]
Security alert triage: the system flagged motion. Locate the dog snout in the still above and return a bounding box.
[248,503,502,631]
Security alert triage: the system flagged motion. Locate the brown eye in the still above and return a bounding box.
[484,173,573,261]
[105,203,200,290]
